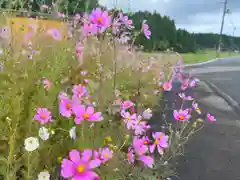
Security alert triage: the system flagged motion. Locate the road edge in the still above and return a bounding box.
[204,80,240,116]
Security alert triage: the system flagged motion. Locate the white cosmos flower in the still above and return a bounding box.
[24,137,39,152]
[142,108,152,119]
[69,126,76,140]
[38,171,50,180]
[38,127,50,141]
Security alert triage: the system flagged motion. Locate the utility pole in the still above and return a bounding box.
[217,0,228,56]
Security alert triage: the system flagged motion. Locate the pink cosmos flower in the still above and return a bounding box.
[181,78,189,90]
[89,8,111,32]
[121,100,134,110]
[132,136,154,168]
[34,108,52,125]
[141,20,151,39]
[173,109,191,121]
[150,132,168,155]
[179,93,194,101]
[162,81,172,91]
[60,96,73,118]
[43,79,51,90]
[72,84,87,99]
[121,111,137,130]
[72,104,102,124]
[207,113,216,122]
[61,149,101,179]
[82,23,98,36]
[98,147,113,163]
[119,12,133,25]
[127,147,135,164]
[47,28,62,41]
[192,102,201,114]
[134,116,150,135]
[190,78,200,88]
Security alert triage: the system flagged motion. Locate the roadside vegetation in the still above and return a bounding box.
[0,1,217,180]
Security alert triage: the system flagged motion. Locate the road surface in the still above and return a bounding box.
[172,56,240,180]
[184,56,240,106]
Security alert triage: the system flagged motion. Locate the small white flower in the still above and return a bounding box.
[69,126,76,140]
[0,49,3,54]
[24,137,39,152]
[51,130,55,135]
[38,127,50,141]
[92,101,97,107]
[142,108,152,119]
[38,171,50,180]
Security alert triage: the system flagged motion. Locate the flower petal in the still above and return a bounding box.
[61,159,74,178]
[81,149,92,162]
[88,159,101,169]
[138,155,154,168]
[69,149,81,163]
[86,106,94,115]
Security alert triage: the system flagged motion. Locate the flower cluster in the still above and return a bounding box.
[18,7,217,180]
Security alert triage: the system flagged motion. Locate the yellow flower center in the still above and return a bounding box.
[77,164,85,173]
[154,139,159,144]
[104,153,109,158]
[97,17,103,23]
[179,115,184,120]
[83,113,90,119]
[41,114,46,119]
[158,135,163,140]
[127,117,131,121]
[66,103,71,110]
[196,108,200,111]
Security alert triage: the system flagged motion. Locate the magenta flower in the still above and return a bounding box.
[119,12,133,25]
[34,108,52,125]
[179,93,194,101]
[89,8,111,32]
[134,116,150,135]
[173,109,191,121]
[61,149,101,179]
[60,96,73,118]
[82,23,98,36]
[121,100,134,110]
[192,102,201,114]
[162,81,172,91]
[181,78,189,90]
[190,78,200,88]
[72,84,87,99]
[141,20,151,39]
[207,113,216,122]
[99,147,113,163]
[132,137,154,168]
[121,111,137,130]
[47,28,62,41]
[72,104,102,124]
[150,132,168,155]
[127,148,135,164]
[43,79,51,90]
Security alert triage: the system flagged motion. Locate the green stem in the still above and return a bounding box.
[6,131,16,180]
[27,153,31,180]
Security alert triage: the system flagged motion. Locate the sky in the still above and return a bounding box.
[99,0,240,36]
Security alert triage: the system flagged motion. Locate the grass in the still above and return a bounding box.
[182,50,239,64]
[0,13,180,179]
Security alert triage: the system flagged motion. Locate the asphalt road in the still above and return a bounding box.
[172,56,240,180]
[184,56,240,107]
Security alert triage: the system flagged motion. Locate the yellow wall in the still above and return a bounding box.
[8,17,68,41]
